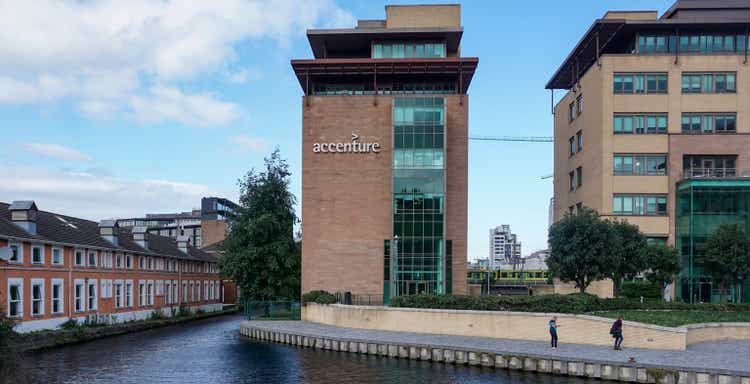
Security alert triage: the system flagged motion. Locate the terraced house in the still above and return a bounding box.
[547,0,750,303]
[0,200,223,332]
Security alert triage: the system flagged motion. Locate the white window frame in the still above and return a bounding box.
[51,247,64,265]
[114,280,123,308]
[165,281,171,304]
[31,278,45,316]
[9,242,23,264]
[7,278,23,318]
[115,253,123,268]
[139,256,145,270]
[147,280,154,306]
[125,280,133,307]
[88,279,98,311]
[74,249,84,266]
[74,279,86,312]
[126,254,133,269]
[88,250,97,267]
[139,280,146,307]
[172,280,178,304]
[204,280,208,301]
[182,281,187,303]
[51,279,64,314]
[30,244,44,265]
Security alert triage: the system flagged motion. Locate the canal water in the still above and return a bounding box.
[14,315,591,384]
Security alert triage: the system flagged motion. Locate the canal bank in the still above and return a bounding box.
[12,308,238,352]
[241,320,750,384]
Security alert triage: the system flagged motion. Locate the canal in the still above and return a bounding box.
[15,315,591,384]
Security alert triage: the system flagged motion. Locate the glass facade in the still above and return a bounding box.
[390,97,446,298]
[676,180,750,303]
[373,42,446,59]
[636,34,749,54]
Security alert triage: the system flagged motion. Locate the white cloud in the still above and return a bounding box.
[21,143,93,162]
[230,134,270,153]
[0,164,234,221]
[0,0,355,126]
[225,68,263,84]
[130,86,238,127]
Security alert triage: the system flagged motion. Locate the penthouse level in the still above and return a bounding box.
[0,200,223,333]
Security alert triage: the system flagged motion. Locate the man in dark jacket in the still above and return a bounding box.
[610,316,624,350]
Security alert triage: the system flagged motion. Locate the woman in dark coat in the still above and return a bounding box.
[610,316,624,350]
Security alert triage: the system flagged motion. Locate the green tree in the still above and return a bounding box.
[703,224,750,302]
[548,207,610,293]
[605,219,647,297]
[643,243,680,299]
[219,149,300,301]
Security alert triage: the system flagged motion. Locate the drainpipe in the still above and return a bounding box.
[68,249,73,320]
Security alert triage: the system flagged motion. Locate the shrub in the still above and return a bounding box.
[621,280,662,299]
[178,305,191,317]
[60,318,81,330]
[302,290,337,305]
[389,293,750,314]
[149,310,167,321]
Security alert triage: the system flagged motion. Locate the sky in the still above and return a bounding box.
[0,0,675,260]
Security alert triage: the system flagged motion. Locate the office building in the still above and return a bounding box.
[547,0,750,302]
[294,4,477,302]
[489,225,522,268]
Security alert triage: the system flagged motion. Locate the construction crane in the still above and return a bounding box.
[469,135,553,143]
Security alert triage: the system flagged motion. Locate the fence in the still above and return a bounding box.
[334,292,384,306]
[244,300,301,321]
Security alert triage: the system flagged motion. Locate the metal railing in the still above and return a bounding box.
[683,168,750,179]
[334,292,384,306]
[244,300,301,320]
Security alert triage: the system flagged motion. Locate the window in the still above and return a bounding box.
[126,281,133,307]
[576,94,583,116]
[52,247,63,265]
[165,281,172,304]
[126,254,133,269]
[576,131,583,152]
[568,101,575,122]
[31,245,44,264]
[75,249,83,266]
[173,280,178,304]
[568,137,575,157]
[182,281,188,303]
[614,154,667,175]
[88,279,98,310]
[682,73,736,94]
[613,194,667,215]
[614,73,667,94]
[647,237,668,246]
[637,35,669,53]
[8,278,23,318]
[74,279,85,312]
[116,253,123,268]
[115,281,123,308]
[681,113,736,133]
[139,281,146,306]
[88,250,97,267]
[9,242,23,263]
[576,167,583,188]
[138,256,145,269]
[372,42,446,59]
[204,281,209,301]
[614,113,667,134]
[147,256,153,270]
[683,155,737,178]
[156,280,164,296]
[51,279,64,314]
[568,171,575,191]
[101,279,112,299]
[147,281,154,306]
[31,279,44,316]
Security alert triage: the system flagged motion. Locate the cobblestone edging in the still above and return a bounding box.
[240,322,750,384]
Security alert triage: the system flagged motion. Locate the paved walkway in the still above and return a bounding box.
[245,321,750,375]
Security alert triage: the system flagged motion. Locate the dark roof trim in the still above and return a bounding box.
[662,0,750,19]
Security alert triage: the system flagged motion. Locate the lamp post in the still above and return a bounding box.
[392,235,399,299]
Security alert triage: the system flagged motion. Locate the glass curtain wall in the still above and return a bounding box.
[390,97,446,299]
[676,180,750,303]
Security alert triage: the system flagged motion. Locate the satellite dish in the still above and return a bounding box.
[0,247,12,261]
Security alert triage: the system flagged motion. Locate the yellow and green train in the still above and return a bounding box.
[467,269,550,284]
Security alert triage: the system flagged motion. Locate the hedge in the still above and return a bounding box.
[301,290,337,305]
[389,293,750,314]
[621,281,662,299]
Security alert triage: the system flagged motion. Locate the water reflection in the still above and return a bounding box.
[16,315,594,384]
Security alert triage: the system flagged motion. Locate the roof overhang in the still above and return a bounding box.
[307,27,463,58]
[290,57,479,94]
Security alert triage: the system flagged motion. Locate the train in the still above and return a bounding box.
[467,269,550,284]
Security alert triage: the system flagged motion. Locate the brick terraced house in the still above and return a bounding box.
[0,200,223,332]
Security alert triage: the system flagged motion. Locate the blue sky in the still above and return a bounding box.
[0,0,674,259]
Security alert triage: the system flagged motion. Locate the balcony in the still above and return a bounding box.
[682,168,750,180]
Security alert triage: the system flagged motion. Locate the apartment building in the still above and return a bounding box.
[294,4,476,303]
[547,0,750,303]
[1,200,223,332]
[488,225,522,268]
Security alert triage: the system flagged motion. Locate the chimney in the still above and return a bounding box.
[99,219,119,246]
[176,235,190,253]
[132,226,149,249]
[9,200,38,235]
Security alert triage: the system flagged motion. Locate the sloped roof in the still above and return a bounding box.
[0,202,216,262]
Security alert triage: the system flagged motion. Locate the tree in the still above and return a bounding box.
[548,207,610,293]
[703,224,750,302]
[604,219,648,297]
[643,244,680,300]
[219,149,300,301]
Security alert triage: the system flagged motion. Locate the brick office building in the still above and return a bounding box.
[293,4,477,303]
[1,200,223,332]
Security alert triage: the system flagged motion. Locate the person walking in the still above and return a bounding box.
[549,316,559,350]
[610,316,624,350]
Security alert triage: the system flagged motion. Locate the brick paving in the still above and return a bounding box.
[244,321,750,375]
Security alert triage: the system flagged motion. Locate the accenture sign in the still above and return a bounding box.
[312,133,381,154]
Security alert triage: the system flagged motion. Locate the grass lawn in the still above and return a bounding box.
[590,310,750,327]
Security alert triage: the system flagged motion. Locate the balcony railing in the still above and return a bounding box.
[683,168,750,179]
